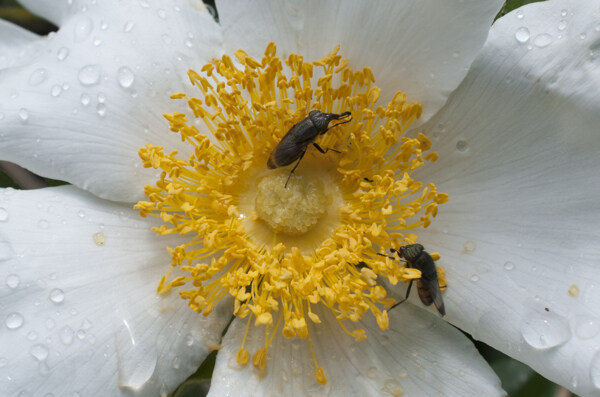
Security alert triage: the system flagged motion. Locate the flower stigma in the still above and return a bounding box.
[135,42,448,385]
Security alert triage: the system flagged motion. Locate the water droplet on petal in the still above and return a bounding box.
[521,311,570,349]
[0,207,8,221]
[116,317,158,390]
[157,8,167,19]
[573,315,600,340]
[560,9,568,17]
[57,47,70,61]
[516,10,523,19]
[28,68,48,86]
[159,383,168,397]
[580,32,587,40]
[96,103,106,117]
[60,326,75,345]
[118,66,135,88]
[470,274,480,282]
[45,317,56,330]
[93,232,106,246]
[456,140,468,152]
[18,108,29,122]
[172,356,180,369]
[6,273,20,288]
[503,261,515,271]
[558,20,568,31]
[49,288,65,304]
[0,357,7,367]
[38,219,49,229]
[31,344,49,361]
[515,27,531,43]
[51,85,62,97]
[366,366,378,379]
[123,20,135,32]
[590,351,600,388]
[74,17,93,42]
[6,312,24,329]
[78,65,101,86]
[382,379,403,396]
[80,93,91,107]
[533,33,553,48]
[186,335,194,346]
[463,240,476,253]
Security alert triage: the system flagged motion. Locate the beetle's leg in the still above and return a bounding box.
[312,142,340,154]
[389,280,413,311]
[285,149,307,188]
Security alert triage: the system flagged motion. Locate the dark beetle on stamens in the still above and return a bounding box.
[267,110,352,187]
[381,244,446,316]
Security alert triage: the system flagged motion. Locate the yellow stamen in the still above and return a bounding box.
[135,42,448,384]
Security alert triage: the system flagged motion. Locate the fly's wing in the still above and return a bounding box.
[417,278,446,316]
[268,118,316,168]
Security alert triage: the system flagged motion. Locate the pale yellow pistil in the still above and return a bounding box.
[255,172,330,235]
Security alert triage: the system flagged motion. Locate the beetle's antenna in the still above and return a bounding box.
[326,112,352,132]
[376,252,395,260]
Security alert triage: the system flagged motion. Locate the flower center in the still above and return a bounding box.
[254,171,331,235]
[135,42,448,386]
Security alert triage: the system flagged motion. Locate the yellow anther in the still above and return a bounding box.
[315,366,328,385]
[253,348,268,370]
[236,348,250,366]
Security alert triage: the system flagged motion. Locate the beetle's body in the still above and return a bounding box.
[391,244,446,316]
[267,110,351,186]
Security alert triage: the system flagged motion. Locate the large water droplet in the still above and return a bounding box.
[116,317,158,390]
[0,207,8,221]
[533,33,553,48]
[515,27,531,44]
[49,288,65,304]
[521,312,570,349]
[28,68,48,86]
[118,67,135,88]
[573,315,600,340]
[31,344,49,361]
[6,312,24,329]
[590,350,600,388]
[6,273,20,288]
[78,65,101,86]
[74,17,93,42]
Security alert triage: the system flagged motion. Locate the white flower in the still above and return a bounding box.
[0,0,598,396]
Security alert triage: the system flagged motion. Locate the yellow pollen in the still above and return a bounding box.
[135,42,448,386]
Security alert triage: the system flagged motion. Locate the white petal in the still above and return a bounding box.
[412,0,600,394]
[0,19,43,69]
[208,304,503,396]
[0,0,223,202]
[217,0,504,121]
[0,186,231,396]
